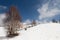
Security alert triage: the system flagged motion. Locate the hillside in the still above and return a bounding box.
[0,23,60,40]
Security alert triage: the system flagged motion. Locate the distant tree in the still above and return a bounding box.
[58,20,60,23]
[32,20,36,26]
[52,19,57,23]
[5,6,23,37]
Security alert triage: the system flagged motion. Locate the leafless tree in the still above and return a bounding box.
[32,20,36,26]
[5,6,23,37]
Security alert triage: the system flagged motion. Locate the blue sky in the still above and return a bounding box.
[0,0,43,21]
[0,0,60,22]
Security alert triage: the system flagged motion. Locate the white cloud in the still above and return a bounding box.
[0,6,7,27]
[37,0,60,20]
[24,19,31,24]
[0,6,7,9]
[0,14,6,27]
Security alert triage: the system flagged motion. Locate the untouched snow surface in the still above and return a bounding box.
[0,23,60,40]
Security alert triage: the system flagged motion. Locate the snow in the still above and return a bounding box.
[0,23,60,40]
[0,27,6,36]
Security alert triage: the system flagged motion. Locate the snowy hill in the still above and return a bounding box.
[0,23,60,40]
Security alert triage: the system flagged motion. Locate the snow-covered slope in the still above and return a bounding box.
[0,23,60,40]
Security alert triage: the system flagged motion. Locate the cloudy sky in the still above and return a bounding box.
[0,0,60,22]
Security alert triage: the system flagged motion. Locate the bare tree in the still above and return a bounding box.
[32,20,36,26]
[5,6,23,37]
[52,19,57,23]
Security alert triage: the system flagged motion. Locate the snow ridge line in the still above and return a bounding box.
[20,25,38,31]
